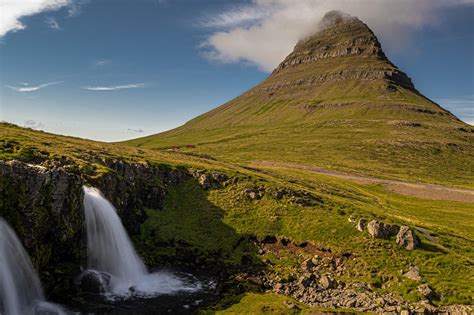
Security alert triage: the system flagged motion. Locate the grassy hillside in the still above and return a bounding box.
[123,14,474,187]
[2,122,473,310]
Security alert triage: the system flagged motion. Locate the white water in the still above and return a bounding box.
[83,186,147,287]
[82,186,202,298]
[0,218,64,315]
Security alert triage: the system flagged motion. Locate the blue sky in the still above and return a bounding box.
[0,0,473,141]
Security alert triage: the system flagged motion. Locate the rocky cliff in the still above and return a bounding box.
[0,159,188,298]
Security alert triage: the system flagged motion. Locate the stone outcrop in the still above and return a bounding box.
[396,226,420,250]
[367,220,400,239]
[417,283,434,299]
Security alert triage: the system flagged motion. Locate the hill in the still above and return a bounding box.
[124,11,474,187]
[1,121,473,312]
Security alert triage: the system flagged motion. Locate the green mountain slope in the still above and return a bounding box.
[124,11,474,187]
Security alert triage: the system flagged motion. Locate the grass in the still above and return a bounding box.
[122,33,474,188]
[2,123,473,308]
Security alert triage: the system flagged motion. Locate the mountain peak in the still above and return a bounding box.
[318,10,355,29]
[271,11,415,91]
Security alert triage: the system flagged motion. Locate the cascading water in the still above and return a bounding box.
[83,186,147,287]
[82,186,202,298]
[0,218,64,315]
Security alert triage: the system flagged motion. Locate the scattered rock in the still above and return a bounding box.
[283,300,298,309]
[417,283,434,299]
[301,258,315,272]
[403,266,422,281]
[197,173,212,189]
[348,216,356,223]
[243,187,263,200]
[319,275,336,289]
[396,226,420,250]
[261,235,278,244]
[356,219,367,232]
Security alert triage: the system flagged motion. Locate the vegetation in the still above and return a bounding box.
[1,15,473,311]
[1,122,473,309]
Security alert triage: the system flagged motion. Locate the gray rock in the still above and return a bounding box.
[367,220,400,239]
[396,226,420,250]
[197,173,212,189]
[417,283,434,299]
[356,219,367,231]
[78,270,111,293]
[403,266,422,281]
[301,258,315,272]
[243,187,262,200]
[319,275,336,289]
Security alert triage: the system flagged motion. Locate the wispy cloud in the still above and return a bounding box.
[434,97,474,125]
[24,120,45,130]
[93,59,111,67]
[45,17,61,30]
[67,0,89,17]
[6,81,63,92]
[82,83,146,91]
[127,128,144,133]
[200,0,474,72]
[201,6,271,28]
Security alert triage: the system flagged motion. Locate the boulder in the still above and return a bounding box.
[78,270,111,293]
[210,172,228,183]
[396,226,420,250]
[197,173,212,189]
[319,275,336,289]
[367,220,400,239]
[301,258,315,272]
[348,216,356,223]
[417,283,434,299]
[243,187,262,200]
[356,219,367,231]
[403,266,422,281]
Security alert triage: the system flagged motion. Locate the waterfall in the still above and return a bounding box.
[0,218,64,315]
[82,186,147,289]
[82,186,202,298]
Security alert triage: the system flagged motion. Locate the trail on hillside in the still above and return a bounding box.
[252,161,474,204]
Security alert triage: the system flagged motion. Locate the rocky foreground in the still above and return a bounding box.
[1,159,473,314]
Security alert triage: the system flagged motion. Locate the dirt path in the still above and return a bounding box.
[252,161,474,204]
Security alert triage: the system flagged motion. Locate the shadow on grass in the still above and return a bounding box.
[420,241,447,254]
[134,177,265,310]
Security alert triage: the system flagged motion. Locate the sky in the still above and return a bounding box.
[0,0,473,141]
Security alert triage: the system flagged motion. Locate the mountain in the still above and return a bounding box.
[1,11,474,313]
[124,11,473,186]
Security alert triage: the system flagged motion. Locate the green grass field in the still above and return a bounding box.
[2,122,473,310]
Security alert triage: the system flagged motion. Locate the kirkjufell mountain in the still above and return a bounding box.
[1,9,473,315]
[125,11,473,184]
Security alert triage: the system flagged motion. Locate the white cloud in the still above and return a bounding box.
[201,0,474,72]
[6,81,63,92]
[434,97,474,125]
[93,59,111,67]
[201,5,271,28]
[45,16,60,30]
[82,83,146,91]
[67,0,88,17]
[0,0,72,38]
[127,128,144,133]
[24,119,45,129]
